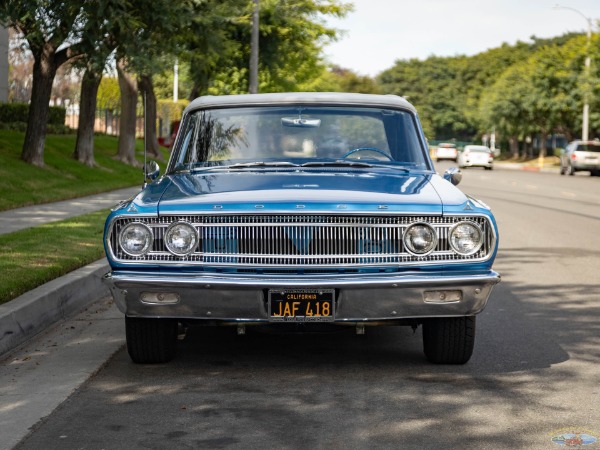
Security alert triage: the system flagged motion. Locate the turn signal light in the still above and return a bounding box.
[140,292,180,304]
[423,290,462,303]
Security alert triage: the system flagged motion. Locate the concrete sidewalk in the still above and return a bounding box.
[0,186,140,358]
[0,186,140,236]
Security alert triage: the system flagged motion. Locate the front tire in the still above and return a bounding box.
[126,316,177,363]
[422,316,476,364]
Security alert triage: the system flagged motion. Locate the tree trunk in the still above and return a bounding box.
[538,132,547,158]
[116,60,139,166]
[509,136,519,159]
[189,84,200,100]
[21,43,59,167]
[521,139,528,159]
[73,69,102,167]
[138,74,162,160]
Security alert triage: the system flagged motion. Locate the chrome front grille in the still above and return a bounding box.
[109,214,495,267]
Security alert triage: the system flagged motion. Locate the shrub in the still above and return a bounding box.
[0,103,66,125]
[0,103,69,133]
[0,103,29,123]
[48,106,66,125]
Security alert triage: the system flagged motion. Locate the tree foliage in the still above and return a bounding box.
[183,0,351,97]
[378,32,600,154]
[0,0,89,166]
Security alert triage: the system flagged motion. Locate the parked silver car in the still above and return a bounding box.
[457,145,494,170]
[560,141,600,176]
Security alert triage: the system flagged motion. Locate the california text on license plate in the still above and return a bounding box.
[268,289,335,322]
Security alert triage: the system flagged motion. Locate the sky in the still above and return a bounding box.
[323,0,600,77]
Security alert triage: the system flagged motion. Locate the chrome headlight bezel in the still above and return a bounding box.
[118,222,154,257]
[449,221,484,256]
[403,222,438,256]
[164,221,199,256]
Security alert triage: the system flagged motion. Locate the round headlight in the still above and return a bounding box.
[165,221,198,256]
[403,223,437,255]
[119,222,153,256]
[450,221,483,255]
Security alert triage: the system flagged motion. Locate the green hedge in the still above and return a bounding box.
[0,103,66,125]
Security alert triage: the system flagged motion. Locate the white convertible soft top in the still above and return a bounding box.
[184,92,417,115]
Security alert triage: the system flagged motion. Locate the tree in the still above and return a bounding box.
[479,36,594,157]
[72,0,131,167]
[183,0,351,97]
[0,0,88,166]
[479,63,535,158]
[377,33,585,143]
[74,67,104,166]
[113,0,193,166]
[302,65,380,94]
[115,60,139,166]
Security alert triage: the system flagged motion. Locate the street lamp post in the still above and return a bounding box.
[249,0,259,94]
[553,5,593,141]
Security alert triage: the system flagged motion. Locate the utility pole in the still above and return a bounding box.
[583,19,592,141]
[249,0,259,94]
[173,58,179,102]
[553,5,594,141]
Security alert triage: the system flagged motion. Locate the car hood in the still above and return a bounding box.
[135,169,469,215]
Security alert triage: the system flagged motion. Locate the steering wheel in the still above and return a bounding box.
[342,147,393,160]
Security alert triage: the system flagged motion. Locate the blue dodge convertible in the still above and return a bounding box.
[103,92,500,364]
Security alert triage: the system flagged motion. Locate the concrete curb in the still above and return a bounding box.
[0,258,110,357]
[494,162,560,174]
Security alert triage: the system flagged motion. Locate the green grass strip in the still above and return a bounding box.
[0,210,109,305]
[0,130,168,211]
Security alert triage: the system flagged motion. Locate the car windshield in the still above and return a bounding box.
[169,106,430,171]
[576,144,600,152]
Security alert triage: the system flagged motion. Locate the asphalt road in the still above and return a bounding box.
[10,163,600,449]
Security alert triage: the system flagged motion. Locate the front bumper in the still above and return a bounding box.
[103,270,500,324]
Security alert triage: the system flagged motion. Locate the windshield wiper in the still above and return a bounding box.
[190,161,299,172]
[301,160,373,168]
[226,161,300,169]
[301,161,413,172]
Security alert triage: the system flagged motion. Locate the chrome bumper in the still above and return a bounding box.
[103,270,500,323]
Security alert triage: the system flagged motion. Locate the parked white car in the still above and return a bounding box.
[435,143,458,162]
[458,145,494,170]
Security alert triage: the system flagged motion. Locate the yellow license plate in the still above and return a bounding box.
[268,289,334,322]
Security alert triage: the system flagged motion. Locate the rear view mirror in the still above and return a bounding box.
[281,117,321,128]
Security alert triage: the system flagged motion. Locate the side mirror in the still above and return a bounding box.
[443,167,462,186]
[144,161,160,184]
